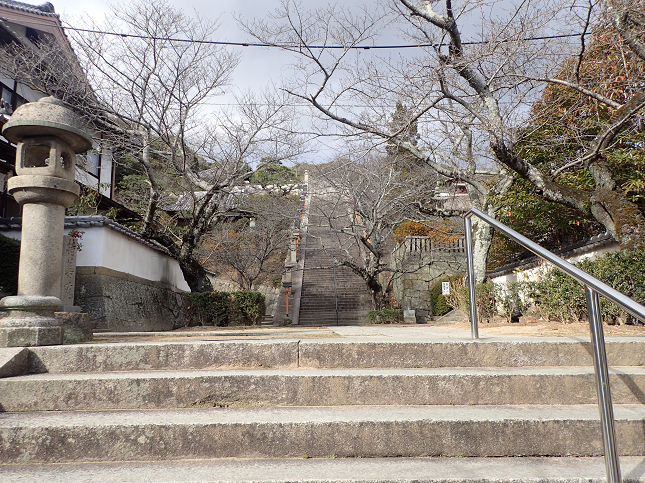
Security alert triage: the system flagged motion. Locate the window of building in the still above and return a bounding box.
[86,150,100,177]
[0,81,27,113]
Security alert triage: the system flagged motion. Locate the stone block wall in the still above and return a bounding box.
[75,266,186,332]
[390,236,466,321]
[392,261,464,320]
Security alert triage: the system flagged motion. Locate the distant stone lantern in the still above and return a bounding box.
[0,96,92,347]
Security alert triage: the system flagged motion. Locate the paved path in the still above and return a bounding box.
[91,322,636,344]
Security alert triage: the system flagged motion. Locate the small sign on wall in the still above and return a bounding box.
[442,281,450,295]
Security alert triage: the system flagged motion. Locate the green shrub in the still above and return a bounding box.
[368,309,403,324]
[476,282,497,322]
[231,291,266,325]
[0,234,20,295]
[429,275,463,316]
[183,290,267,327]
[183,291,231,326]
[529,250,645,324]
[495,282,530,323]
[527,270,587,323]
[459,281,497,323]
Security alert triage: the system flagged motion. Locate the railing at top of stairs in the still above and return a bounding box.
[464,208,645,483]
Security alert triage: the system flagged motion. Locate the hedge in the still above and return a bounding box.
[429,275,463,316]
[231,291,266,325]
[183,290,266,326]
[529,250,645,324]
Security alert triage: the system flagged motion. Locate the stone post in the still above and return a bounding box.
[60,235,79,311]
[289,232,298,265]
[0,97,92,347]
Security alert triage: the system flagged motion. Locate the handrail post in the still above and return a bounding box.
[585,285,621,483]
[464,216,479,340]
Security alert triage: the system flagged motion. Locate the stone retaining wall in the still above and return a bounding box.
[391,236,466,320]
[75,266,186,332]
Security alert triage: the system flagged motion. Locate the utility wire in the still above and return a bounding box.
[0,15,591,50]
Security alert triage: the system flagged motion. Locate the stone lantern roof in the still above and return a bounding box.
[3,96,92,153]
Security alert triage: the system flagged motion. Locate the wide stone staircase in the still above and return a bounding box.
[3,332,645,481]
[298,225,374,325]
[298,191,374,326]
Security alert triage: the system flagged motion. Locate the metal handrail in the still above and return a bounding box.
[464,207,645,483]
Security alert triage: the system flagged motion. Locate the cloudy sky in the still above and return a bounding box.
[45,0,390,162]
[39,0,581,164]
[50,0,383,100]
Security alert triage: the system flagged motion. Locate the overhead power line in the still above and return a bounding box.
[0,15,590,50]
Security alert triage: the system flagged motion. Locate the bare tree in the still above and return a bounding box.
[239,0,526,282]
[307,154,461,308]
[241,0,645,283]
[0,0,304,291]
[394,0,645,250]
[204,193,301,290]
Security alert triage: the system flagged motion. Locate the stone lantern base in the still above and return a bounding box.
[0,295,63,347]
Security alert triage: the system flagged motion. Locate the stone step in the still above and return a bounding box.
[297,309,367,314]
[299,298,368,302]
[298,299,369,305]
[297,322,367,327]
[299,301,358,306]
[13,338,645,373]
[22,340,299,373]
[3,456,644,482]
[4,367,645,411]
[298,338,645,368]
[298,317,367,323]
[299,218,374,326]
[300,287,368,292]
[298,316,366,322]
[299,280,368,287]
[298,313,366,319]
[2,405,645,463]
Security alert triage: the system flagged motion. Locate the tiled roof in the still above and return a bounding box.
[0,1,58,17]
[0,215,174,256]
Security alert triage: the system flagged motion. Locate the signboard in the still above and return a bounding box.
[441,281,450,296]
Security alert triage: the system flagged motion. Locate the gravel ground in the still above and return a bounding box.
[438,314,645,337]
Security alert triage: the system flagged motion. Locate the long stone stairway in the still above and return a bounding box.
[298,188,374,326]
[3,327,645,481]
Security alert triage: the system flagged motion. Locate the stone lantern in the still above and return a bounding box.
[0,96,92,347]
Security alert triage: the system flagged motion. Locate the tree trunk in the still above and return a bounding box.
[179,255,214,293]
[364,273,384,310]
[472,220,494,284]
[589,187,645,251]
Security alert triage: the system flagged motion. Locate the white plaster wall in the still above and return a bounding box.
[0,75,15,88]
[99,147,113,197]
[1,228,19,241]
[490,242,620,287]
[74,140,114,197]
[15,83,44,103]
[72,226,105,267]
[3,21,27,42]
[3,224,189,292]
[71,225,189,291]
